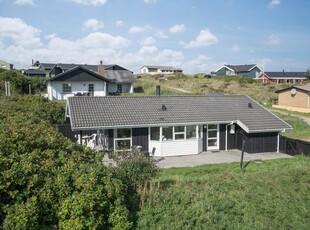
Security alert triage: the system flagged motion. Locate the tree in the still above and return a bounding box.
[306,67,310,80]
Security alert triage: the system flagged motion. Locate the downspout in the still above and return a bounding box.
[277,132,280,153]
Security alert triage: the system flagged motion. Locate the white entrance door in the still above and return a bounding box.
[207,124,219,150]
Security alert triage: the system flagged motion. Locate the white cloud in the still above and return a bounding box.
[144,0,157,3]
[155,30,168,39]
[0,17,42,47]
[15,0,34,5]
[185,29,218,48]
[229,44,240,53]
[169,24,186,33]
[140,36,156,46]
[268,0,281,8]
[116,20,124,27]
[128,25,151,33]
[83,19,104,31]
[183,55,211,73]
[266,34,280,45]
[68,0,107,6]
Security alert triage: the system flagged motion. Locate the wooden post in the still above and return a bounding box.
[29,84,32,95]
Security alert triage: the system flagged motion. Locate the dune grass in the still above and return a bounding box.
[136,156,310,229]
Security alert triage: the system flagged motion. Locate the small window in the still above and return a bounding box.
[88,84,94,96]
[62,83,71,93]
[186,125,196,139]
[162,126,173,141]
[174,126,185,140]
[150,127,160,141]
[117,84,122,93]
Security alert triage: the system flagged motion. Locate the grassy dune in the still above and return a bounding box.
[136,156,310,229]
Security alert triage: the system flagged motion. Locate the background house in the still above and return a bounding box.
[141,65,183,75]
[274,84,310,113]
[0,60,14,70]
[258,71,307,84]
[66,95,291,156]
[46,61,134,100]
[215,64,262,78]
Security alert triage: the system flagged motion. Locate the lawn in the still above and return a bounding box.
[136,156,310,229]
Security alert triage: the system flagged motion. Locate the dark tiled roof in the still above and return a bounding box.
[43,63,129,72]
[265,72,306,79]
[143,65,182,71]
[104,70,134,83]
[225,64,257,73]
[67,96,291,133]
[47,66,110,82]
[23,69,46,76]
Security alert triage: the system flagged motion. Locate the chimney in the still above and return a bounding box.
[156,85,161,96]
[98,60,105,76]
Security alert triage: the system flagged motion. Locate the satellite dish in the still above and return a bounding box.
[291,88,297,95]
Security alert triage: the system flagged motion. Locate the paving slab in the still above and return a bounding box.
[154,150,292,168]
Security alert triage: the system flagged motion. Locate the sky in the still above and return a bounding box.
[0,0,309,74]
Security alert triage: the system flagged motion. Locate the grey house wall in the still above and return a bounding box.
[239,67,261,78]
[132,128,149,151]
[216,67,228,76]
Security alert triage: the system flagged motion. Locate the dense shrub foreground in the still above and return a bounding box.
[137,157,310,229]
[0,96,158,229]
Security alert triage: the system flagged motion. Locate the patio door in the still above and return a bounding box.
[207,124,219,150]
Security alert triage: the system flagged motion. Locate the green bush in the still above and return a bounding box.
[0,97,134,229]
[0,69,45,96]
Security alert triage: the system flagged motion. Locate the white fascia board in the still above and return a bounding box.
[248,65,262,72]
[71,120,236,131]
[214,65,234,73]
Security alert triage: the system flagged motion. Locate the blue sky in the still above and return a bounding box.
[0,0,309,74]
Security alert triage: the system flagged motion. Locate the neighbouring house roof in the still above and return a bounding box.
[47,66,111,82]
[23,69,46,76]
[275,84,310,94]
[215,64,260,73]
[47,63,130,72]
[263,72,306,79]
[104,70,135,83]
[142,65,182,71]
[67,95,291,133]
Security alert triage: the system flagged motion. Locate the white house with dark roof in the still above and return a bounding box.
[66,95,292,156]
[45,61,134,100]
[215,64,262,78]
[141,65,183,75]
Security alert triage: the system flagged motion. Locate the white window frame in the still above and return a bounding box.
[207,124,219,150]
[173,126,185,140]
[62,83,72,93]
[114,128,132,151]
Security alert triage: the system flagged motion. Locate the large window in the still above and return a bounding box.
[62,83,71,93]
[150,127,160,141]
[162,126,173,141]
[114,128,131,150]
[186,125,196,139]
[152,126,198,142]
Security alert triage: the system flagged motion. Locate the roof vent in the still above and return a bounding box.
[162,104,167,111]
[248,102,253,108]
